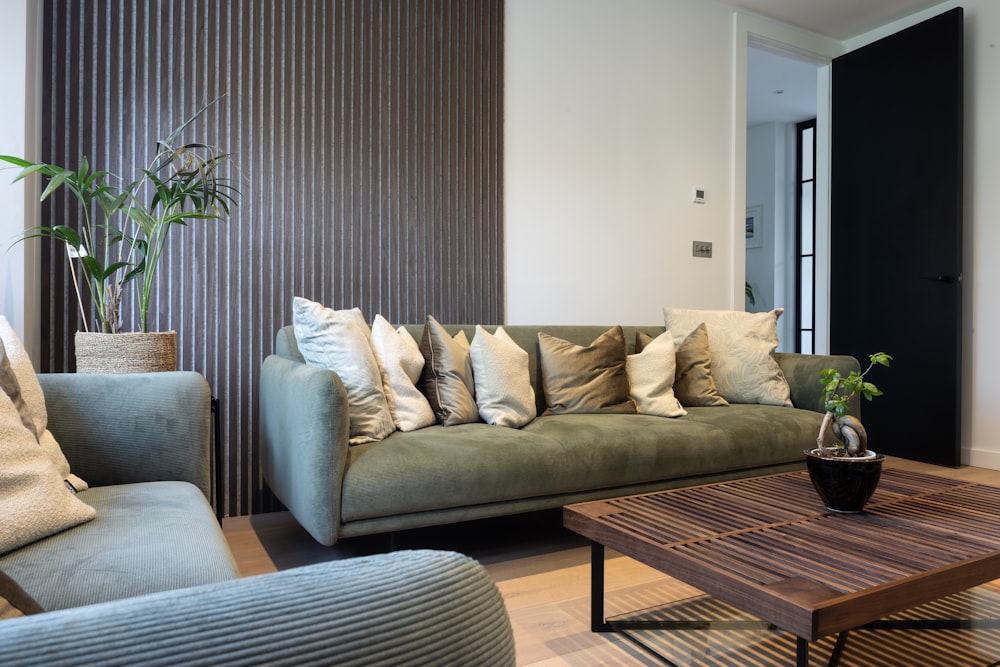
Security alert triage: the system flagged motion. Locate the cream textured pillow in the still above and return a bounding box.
[538,326,636,415]
[469,326,537,428]
[419,316,479,426]
[627,331,687,418]
[663,307,792,406]
[370,315,436,432]
[0,317,87,491]
[669,324,728,407]
[0,361,95,555]
[293,297,395,444]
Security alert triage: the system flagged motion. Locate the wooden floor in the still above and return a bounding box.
[221,458,1000,666]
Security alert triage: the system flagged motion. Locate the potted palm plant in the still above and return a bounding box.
[805,351,892,512]
[1,97,239,372]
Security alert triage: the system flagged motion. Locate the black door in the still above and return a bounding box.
[830,8,963,466]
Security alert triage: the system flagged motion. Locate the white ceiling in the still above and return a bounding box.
[739,0,945,126]
[726,0,946,41]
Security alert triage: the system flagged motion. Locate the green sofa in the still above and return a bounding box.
[1,372,514,667]
[261,324,860,547]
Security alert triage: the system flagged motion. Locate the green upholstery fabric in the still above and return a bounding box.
[263,323,861,546]
[37,372,212,498]
[0,550,515,667]
[0,482,238,611]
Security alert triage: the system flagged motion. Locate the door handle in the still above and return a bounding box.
[920,274,958,284]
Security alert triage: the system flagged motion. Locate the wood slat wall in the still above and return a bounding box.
[38,0,504,516]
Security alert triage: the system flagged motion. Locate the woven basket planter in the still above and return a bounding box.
[74,331,177,374]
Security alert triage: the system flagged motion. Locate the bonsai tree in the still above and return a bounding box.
[1,97,239,334]
[815,352,892,457]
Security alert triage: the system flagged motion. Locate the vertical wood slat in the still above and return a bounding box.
[37,0,504,516]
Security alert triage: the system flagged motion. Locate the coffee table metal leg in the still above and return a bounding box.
[797,636,809,666]
[590,541,613,632]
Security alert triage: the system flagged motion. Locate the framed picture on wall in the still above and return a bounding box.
[746,205,763,249]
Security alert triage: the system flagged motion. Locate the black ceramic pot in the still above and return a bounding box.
[804,448,885,513]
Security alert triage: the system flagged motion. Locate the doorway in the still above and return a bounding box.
[745,44,820,352]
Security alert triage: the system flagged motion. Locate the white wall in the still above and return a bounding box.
[505,0,738,325]
[844,1,1000,469]
[745,122,779,314]
[0,0,35,351]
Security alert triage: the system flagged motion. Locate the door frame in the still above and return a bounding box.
[732,12,842,352]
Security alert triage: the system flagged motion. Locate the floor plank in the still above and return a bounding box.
[222,457,1000,666]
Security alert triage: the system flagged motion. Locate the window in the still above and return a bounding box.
[796,120,816,353]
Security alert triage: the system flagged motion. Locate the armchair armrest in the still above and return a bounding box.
[0,550,515,667]
[37,371,212,498]
[775,352,861,414]
[259,354,351,546]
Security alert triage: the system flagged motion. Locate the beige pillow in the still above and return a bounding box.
[370,315,436,432]
[419,316,479,426]
[0,369,95,555]
[627,331,687,418]
[670,324,729,407]
[0,317,87,491]
[538,326,636,415]
[663,307,792,406]
[293,297,395,444]
[469,326,537,428]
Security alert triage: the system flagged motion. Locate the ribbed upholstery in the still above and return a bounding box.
[0,482,239,611]
[1,550,516,667]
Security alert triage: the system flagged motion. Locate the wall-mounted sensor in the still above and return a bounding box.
[692,188,706,204]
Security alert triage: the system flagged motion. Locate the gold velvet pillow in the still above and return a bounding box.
[669,324,728,407]
[538,326,636,415]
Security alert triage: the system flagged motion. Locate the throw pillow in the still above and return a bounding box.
[418,316,479,426]
[537,326,636,415]
[469,325,537,428]
[670,324,729,407]
[0,388,96,556]
[0,570,44,620]
[663,307,792,406]
[293,297,395,444]
[370,315,436,432]
[0,317,88,491]
[627,331,687,418]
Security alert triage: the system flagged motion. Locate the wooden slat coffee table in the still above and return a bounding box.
[564,468,1000,666]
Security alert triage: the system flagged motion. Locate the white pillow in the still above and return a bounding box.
[662,307,792,406]
[370,315,435,432]
[0,317,87,491]
[627,331,687,418]
[0,354,95,555]
[469,326,537,428]
[293,297,395,444]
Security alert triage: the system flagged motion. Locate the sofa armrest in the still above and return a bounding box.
[0,550,516,667]
[37,371,212,498]
[259,354,351,546]
[774,352,861,414]
[775,352,861,414]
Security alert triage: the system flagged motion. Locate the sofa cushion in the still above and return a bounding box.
[671,323,729,407]
[293,297,395,444]
[470,326,537,428]
[537,326,636,415]
[0,569,43,620]
[0,316,87,490]
[370,315,436,432]
[419,316,479,426]
[627,331,687,418]
[339,405,822,523]
[664,307,792,406]
[0,359,96,556]
[0,481,239,611]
